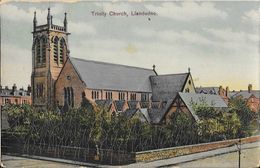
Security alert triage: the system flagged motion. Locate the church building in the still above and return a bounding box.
[31,9,196,112]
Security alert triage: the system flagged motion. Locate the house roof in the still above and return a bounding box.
[123,109,139,118]
[231,90,260,99]
[114,100,125,112]
[127,101,139,109]
[150,73,189,101]
[195,87,219,95]
[179,92,228,121]
[70,57,156,92]
[95,100,113,110]
[149,99,174,124]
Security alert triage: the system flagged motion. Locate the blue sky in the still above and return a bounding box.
[1,1,259,90]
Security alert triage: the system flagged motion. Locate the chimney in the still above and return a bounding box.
[27,85,32,94]
[218,85,223,96]
[248,84,252,93]
[12,84,17,94]
[225,86,229,97]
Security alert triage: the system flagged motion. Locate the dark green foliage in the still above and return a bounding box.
[3,98,255,153]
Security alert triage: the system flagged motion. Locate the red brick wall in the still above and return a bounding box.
[136,136,260,162]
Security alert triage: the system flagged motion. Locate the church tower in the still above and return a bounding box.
[31,8,70,109]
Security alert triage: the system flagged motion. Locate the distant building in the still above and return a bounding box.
[196,86,229,104]
[230,84,260,112]
[160,92,228,124]
[0,84,31,106]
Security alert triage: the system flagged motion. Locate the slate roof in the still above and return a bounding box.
[95,100,113,110]
[123,109,139,118]
[70,57,156,92]
[123,108,151,123]
[0,88,30,97]
[148,99,174,124]
[231,90,260,99]
[179,92,228,121]
[140,101,150,108]
[127,101,139,109]
[195,87,219,95]
[150,73,189,101]
[114,100,125,112]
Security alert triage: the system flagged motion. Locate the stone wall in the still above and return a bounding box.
[136,135,260,162]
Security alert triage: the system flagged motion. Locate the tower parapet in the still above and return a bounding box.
[32,8,69,34]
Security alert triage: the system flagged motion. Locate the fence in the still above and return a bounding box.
[2,132,135,165]
[2,132,260,165]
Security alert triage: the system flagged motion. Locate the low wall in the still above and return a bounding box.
[136,135,260,162]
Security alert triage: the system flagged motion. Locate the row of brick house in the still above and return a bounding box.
[196,84,260,113]
[0,84,31,106]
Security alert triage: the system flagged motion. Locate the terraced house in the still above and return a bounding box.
[31,9,228,123]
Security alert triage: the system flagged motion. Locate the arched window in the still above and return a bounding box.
[35,39,41,64]
[53,37,59,64]
[64,87,74,107]
[41,37,47,64]
[59,38,66,64]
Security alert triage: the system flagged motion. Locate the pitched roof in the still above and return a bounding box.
[150,73,189,101]
[179,92,228,121]
[114,100,126,112]
[195,87,219,95]
[127,101,139,109]
[70,57,156,92]
[148,99,174,124]
[95,100,113,110]
[123,109,139,118]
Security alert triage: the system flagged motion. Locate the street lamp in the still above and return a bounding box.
[235,138,241,168]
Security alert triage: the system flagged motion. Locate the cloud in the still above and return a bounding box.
[242,9,259,25]
[69,21,96,35]
[133,28,213,46]
[144,2,227,21]
[204,27,259,43]
[1,3,64,24]
[95,2,133,12]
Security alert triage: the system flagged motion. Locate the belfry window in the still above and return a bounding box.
[59,38,65,64]
[36,39,41,64]
[53,37,59,64]
[41,37,47,64]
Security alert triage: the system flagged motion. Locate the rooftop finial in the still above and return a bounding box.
[188,67,190,73]
[152,64,158,75]
[64,12,68,32]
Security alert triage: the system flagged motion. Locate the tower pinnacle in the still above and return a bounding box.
[47,8,51,27]
[64,12,68,32]
[33,11,37,31]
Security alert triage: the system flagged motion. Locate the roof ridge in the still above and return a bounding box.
[70,57,153,71]
[150,73,189,77]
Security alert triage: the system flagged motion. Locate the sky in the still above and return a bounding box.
[0,1,259,91]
